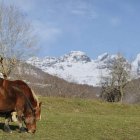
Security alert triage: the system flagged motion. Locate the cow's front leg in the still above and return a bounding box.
[17,110,26,133]
[11,112,18,122]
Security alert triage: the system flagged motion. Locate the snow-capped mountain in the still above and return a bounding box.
[27,51,139,86]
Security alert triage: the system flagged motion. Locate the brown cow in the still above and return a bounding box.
[0,78,42,121]
[0,85,36,133]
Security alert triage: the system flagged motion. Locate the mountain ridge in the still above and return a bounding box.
[27,51,140,86]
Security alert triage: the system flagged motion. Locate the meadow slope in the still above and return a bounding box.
[0,97,139,140]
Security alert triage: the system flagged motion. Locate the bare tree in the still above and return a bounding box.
[0,3,37,78]
[100,53,131,102]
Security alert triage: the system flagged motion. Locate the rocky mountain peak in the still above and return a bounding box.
[60,51,91,63]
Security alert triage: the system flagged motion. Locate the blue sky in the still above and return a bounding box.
[3,0,140,60]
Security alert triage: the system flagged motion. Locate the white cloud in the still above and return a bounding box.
[4,0,62,44]
[33,20,62,44]
[67,0,98,20]
[71,9,98,19]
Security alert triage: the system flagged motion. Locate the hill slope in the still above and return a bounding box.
[10,62,100,98]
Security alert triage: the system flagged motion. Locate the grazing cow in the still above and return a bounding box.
[0,85,36,133]
[0,78,42,121]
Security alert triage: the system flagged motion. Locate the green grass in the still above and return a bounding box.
[0,97,140,140]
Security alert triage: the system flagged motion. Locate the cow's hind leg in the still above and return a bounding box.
[4,114,12,133]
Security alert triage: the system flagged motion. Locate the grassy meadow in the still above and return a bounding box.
[0,97,140,140]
